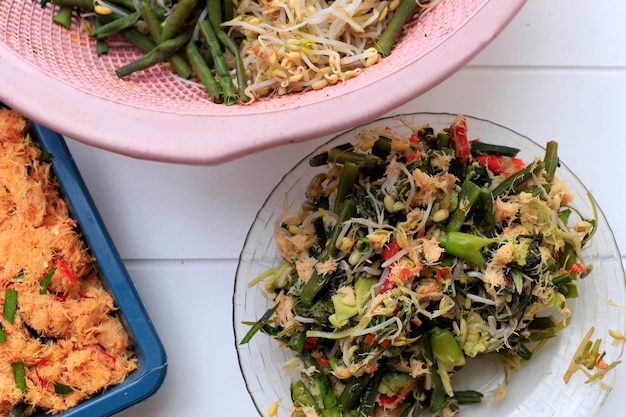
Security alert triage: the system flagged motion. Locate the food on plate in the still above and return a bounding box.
[0,109,137,415]
[563,326,622,388]
[43,0,440,104]
[241,114,596,416]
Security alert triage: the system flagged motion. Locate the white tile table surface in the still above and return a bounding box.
[61,0,625,415]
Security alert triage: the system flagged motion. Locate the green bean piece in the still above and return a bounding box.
[327,148,386,177]
[446,178,481,233]
[199,19,237,105]
[492,159,541,197]
[53,6,73,29]
[138,0,163,41]
[186,41,224,103]
[138,0,192,79]
[542,140,559,190]
[50,0,93,11]
[214,25,251,102]
[336,374,373,410]
[333,161,359,213]
[223,0,234,21]
[120,27,157,53]
[372,136,392,158]
[314,374,338,409]
[239,305,278,344]
[479,187,495,236]
[374,0,422,56]
[423,332,447,414]
[115,27,193,78]
[11,361,27,393]
[551,272,573,287]
[9,403,28,417]
[300,200,355,307]
[470,141,520,157]
[357,368,384,417]
[0,323,5,342]
[453,390,483,404]
[93,19,110,56]
[90,11,141,39]
[291,380,321,413]
[207,0,223,29]
[160,0,200,41]
[107,0,136,10]
[3,288,18,324]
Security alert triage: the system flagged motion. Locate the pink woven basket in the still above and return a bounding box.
[0,0,526,164]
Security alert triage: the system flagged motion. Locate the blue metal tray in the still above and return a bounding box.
[26,121,167,416]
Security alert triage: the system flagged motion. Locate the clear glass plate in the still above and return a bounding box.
[233,113,626,417]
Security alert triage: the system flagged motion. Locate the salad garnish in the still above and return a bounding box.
[242,114,597,416]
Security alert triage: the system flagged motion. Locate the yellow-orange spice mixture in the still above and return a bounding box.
[0,109,137,415]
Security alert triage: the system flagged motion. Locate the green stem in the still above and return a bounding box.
[214,26,250,102]
[239,305,278,344]
[138,0,192,79]
[186,41,224,103]
[300,200,355,307]
[90,11,141,39]
[199,19,237,105]
[160,0,201,41]
[115,28,193,78]
[543,140,559,191]
[374,0,423,56]
[446,178,480,233]
[492,158,541,198]
[333,161,359,213]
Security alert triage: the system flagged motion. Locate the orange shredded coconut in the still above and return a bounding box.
[0,109,137,415]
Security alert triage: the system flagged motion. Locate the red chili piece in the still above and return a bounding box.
[449,115,470,161]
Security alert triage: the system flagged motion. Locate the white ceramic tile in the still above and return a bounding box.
[469,0,626,68]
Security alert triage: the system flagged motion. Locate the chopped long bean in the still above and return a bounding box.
[446,178,481,233]
[50,0,93,10]
[492,159,541,197]
[300,199,355,307]
[115,28,193,78]
[160,0,200,41]
[90,11,141,39]
[199,19,237,105]
[543,140,559,190]
[214,25,250,103]
[374,0,422,56]
[186,41,223,103]
[138,0,192,78]
[470,141,520,156]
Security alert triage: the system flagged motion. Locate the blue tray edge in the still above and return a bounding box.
[29,121,168,416]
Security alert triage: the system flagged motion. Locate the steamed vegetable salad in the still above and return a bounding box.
[241,115,597,416]
[44,0,439,104]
